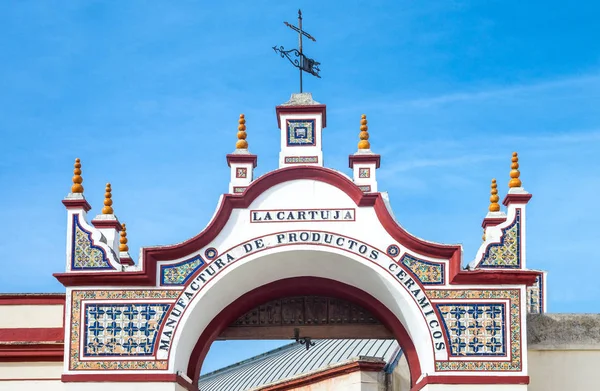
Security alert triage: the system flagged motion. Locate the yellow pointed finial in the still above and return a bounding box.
[236,114,248,149]
[482,228,486,241]
[102,183,114,214]
[489,178,500,212]
[119,223,129,252]
[358,114,370,150]
[508,152,522,188]
[71,158,84,193]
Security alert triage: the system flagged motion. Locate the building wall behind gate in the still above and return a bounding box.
[528,350,600,391]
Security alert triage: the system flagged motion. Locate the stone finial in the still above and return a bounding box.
[358,114,370,150]
[489,179,500,212]
[509,152,522,188]
[102,183,114,214]
[236,114,248,149]
[71,158,84,193]
[119,223,129,252]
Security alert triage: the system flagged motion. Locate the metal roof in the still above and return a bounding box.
[198,339,401,391]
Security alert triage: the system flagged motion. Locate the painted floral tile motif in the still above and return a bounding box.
[436,303,506,356]
[70,290,180,370]
[401,254,444,285]
[161,255,205,286]
[428,289,521,371]
[84,303,171,357]
[478,210,521,268]
[72,214,113,270]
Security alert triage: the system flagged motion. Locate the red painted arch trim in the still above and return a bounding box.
[0,343,64,362]
[187,277,422,388]
[349,154,381,169]
[275,104,327,128]
[61,373,194,389]
[91,219,122,231]
[54,166,535,287]
[62,199,92,212]
[503,193,533,206]
[0,294,65,305]
[0,328,63,342]
[411,375,529,391]
[226,153,258,168]
[482,217,507,229]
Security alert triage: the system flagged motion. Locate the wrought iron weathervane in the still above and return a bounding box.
[273,9,321,93]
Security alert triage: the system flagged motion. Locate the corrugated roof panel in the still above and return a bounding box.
[199,339,400,391]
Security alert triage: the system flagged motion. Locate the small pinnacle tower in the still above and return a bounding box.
[275,93,326,167]
[91,182,122,253]
[226,114,257,194]
[509,152,522,188]
[62,157,91,212]
[349,114,380,192]
[72,158,84,194]
[102,183,114,214]
[119,223,134,266]
[489,179,500,212]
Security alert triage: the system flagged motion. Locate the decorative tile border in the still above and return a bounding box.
[428,289,521,371]
[436,303,506,356]
[527,273,544,314]
[204,247,218,260]
[478,210,521,268]
[358,185,371,192]
[284,156,319,164]
[70,290,180,370]
[401,254,444,285]
[72,214,113,270]
[387,244,400,257]
[359,167,371,178]
[161,255,205,286]
[233,186,247,194]
[236,167,247,178]
[83,303,171,357]
[286,119,316,146]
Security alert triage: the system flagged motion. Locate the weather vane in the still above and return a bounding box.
[273,9,321,93]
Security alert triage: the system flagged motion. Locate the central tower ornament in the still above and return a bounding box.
[273,9,321,93]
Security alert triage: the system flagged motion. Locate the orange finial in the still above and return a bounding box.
[102,183,114,214]
[508,152,522,188]
[358,114,370,150]
[489,179,500,212]
[71,158,84,193]
[236,114,248,149]
[119,223,129,252]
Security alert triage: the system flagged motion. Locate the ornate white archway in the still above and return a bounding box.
[56,165,536,391]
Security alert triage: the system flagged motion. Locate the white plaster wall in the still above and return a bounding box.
[392,354,410,391]
[0,380,186,391]
[280,371,383,391]
[359,371,386,391]
[0,305,63,328]
[63,383,184,391]
[0,380,65,391]
[528,350,600,391]
[0,361,62,379]
[421,386,527,391]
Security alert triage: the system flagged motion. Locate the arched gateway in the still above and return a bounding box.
[52,93,544,391]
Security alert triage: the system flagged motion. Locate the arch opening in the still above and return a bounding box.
[166,247,440,388]
[189,277,419,388]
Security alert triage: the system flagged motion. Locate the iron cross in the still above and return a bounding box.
[273,9,321,92]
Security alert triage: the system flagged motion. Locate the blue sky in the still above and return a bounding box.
[1,0,599,373]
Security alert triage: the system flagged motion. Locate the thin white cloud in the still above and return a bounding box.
[407,73,600,108]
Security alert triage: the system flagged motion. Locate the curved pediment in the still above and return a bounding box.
[56,165,540,287]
